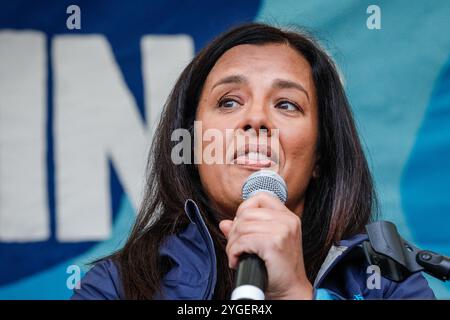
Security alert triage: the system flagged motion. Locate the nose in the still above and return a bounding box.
[238,101,275,136]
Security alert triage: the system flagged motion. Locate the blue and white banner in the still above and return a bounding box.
[0,0,449,299]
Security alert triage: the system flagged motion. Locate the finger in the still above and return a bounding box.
[232,208,301,239]
[226,234,270,269]
[219,219,233,239]
[236,192,286,218]
[226,221,288,256]
[233,208,282,223]
[230,220,288,239]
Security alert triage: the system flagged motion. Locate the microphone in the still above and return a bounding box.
[231,170,288,300]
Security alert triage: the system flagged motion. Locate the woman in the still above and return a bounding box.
[72,23,435,300]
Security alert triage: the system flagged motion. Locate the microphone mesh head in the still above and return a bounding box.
[241,170,287,203]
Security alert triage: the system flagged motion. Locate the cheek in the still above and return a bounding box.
[282,120,317,163]
[280,122,318,190]
[195,124,230,192]
[285,133,315,161]
[195,104,233,201]
[197,164,214,196]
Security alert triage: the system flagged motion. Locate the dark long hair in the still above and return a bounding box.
[107,22,377,299]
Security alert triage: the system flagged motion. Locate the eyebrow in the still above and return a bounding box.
[211,74,246,91]
[272,78,310,101]
[211,74,310,101]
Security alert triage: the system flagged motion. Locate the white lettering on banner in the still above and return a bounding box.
[0,32,194,242]
[141,35,194,137]
[0,31,49,241]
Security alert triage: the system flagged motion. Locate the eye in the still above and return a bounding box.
[275,100,301,112]
[217,98,240,109]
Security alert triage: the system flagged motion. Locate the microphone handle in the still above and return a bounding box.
[231,253,267,300]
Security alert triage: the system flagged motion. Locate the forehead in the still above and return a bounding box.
[204,43,313,87]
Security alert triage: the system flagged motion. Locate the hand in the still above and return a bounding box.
[219,192,313,300]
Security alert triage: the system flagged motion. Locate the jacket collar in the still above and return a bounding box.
[156,199,217,299]
[313,233,368,288]
[158,199,368,299]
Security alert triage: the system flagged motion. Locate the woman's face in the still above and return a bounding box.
[195,43,319,218]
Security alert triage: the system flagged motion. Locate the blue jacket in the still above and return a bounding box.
[71,199,435,300]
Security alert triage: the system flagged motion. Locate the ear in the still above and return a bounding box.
[312,166,319,178]
[312,155,321,178]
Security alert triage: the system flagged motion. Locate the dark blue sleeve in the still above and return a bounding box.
[385,272,436,299]
[71,259,123,300]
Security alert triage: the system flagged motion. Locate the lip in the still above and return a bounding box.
[233,163,272,171]
[231,143,278,167]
